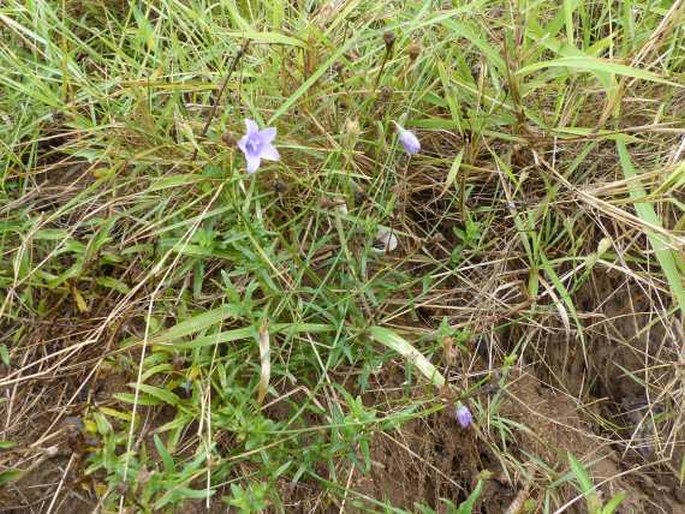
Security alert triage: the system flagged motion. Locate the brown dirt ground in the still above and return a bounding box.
[277,374,684,513]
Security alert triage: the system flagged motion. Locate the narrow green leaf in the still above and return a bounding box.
[568,453,601,512]
[146,305,241,345]
[224,30,305,47]
[114,392,160,406]
[0,469,23,486]
[563,0,575,44]
[444,148,465,193]
[456,478,484,513]
[617,140,685,314]
[127,383,180,407]
[0,344,9,366]
[151,323,333,350]
[568,453,593,493]
[153,434,175,474]
[602,492,627,514]
[518,57,682,88]
[95,276,130,294]
[539,250,585,345]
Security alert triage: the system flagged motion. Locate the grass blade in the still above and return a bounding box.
[518,56,682,88]
[368,326,445,388]
[617,140,685,314]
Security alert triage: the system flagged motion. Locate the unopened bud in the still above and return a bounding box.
[455,403,473,429]
[383,31,396,50]
[408,41,422,61]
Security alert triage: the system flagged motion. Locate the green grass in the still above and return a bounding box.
[1,0,684,512]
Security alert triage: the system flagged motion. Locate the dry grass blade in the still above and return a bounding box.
[368,326,445,388]
[257,322,270,404]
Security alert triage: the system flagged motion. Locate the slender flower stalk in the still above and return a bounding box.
[372,31,396,94]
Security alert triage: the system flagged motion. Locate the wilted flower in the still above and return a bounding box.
[373,226,398,253]
[237,119,280,174]
[455,402,473,429]
[343,117,361,149]
[344,117,360,138]
[394,123,421,155]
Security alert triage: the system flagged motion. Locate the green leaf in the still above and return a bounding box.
[146,304,241,345]
[568,453,593,493]
[368,326,445,387]
[568,453,601,513]
[444,148,465,193]
[152,323,333,350]
[224,30,305,47]
[539,250,585,346]
[153,434,175,474]
[0,344,9,366]
[602,491,627,514]
[518,56,682,88]
[127,383,180,407]
[114,392,161,406]
[617,140,685,315]
[95,276,130,294]
[456,478,484,513]
[0,469,23,485]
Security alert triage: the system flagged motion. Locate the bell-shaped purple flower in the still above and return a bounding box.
[455,403,473,429]
[397,125,421,155]
[237,119,280,174]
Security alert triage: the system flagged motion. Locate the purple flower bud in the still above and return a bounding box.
[455,403,473,429]
[396,125,421,155]
[237,119,280,174]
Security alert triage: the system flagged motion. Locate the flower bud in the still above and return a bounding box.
[408,41,422,61]
[383,31,396,50]
[455,403,473,429]
[397,127,421,155]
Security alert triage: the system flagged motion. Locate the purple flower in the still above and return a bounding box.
[237,119,280,174]
[455,403,473,429]
[396,125,421,155]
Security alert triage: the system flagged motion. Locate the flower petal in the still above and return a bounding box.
[237,135,248,153]
[259,127,277,144]
[260,144,280,162]
[244,119,259,135]
[246,155,261,174]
